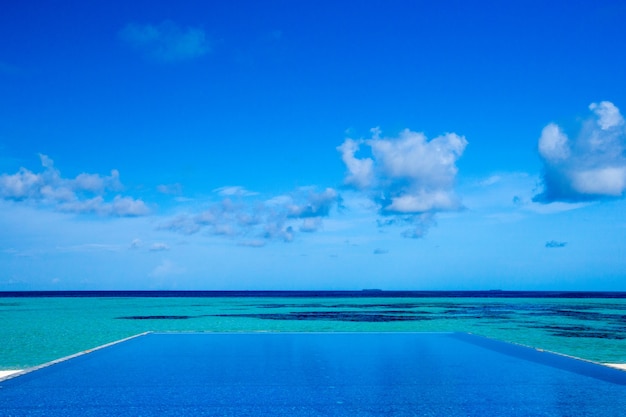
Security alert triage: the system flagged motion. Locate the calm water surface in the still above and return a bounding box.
[1,292,625,369]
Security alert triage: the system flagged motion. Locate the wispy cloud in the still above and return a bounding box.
[119,21,210,62]
[55,243,123,253]
[0,154,149,216]
[338,127,467,238]
[157,183,183,196]
[524,201,590,215]
[160,187,340,245]
[477,175,502,187]
[149,242,170,252]
[299,217,322,233]
[535,101,626,202]
[213,186,259,197]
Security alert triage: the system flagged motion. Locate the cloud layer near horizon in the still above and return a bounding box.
[535,101,626,202]
[161,187,340,246]
[0,155,149,216]
[338,127,467,237]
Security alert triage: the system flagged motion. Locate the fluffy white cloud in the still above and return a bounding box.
[589,101,624,130]
[74,170,121,193]
[370,130,465,192]
[570,167,626,196]
[539,123,570,162]
[0,155,149,216]
[337,138,374,188]
[120,21,210,62]
[535,101,626,202]
[338,127,467,237]
[385,190,457,213]
[287,188,338,218]
[110,195,150,216]
[0,168,41,199]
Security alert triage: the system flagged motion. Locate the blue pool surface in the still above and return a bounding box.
[1,332,626,416]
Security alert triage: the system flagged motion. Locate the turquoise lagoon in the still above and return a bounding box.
[1,291,625,370]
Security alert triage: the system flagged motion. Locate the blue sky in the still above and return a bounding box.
[2,0,626,290]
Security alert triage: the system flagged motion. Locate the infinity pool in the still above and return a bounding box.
[1,332,625,416]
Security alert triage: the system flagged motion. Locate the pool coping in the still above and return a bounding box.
[0,331,152,383]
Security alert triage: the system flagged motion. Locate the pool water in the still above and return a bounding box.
[1,332,626,416]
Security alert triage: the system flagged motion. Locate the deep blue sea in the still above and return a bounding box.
[1,291,625,370]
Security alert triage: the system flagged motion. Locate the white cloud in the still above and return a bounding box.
[300,217,322,232]
[370,130,465,193]
[539,123,570,162]
[159,214,201,235]
[524,201,590,214]
[55,243,122,253]
[385,190,457,213]
[74,170,121,193]
[478,175,502,187]
[265,195,292,206]
[287,188,338,218]
[110,195,150,216]
[58,196,106,214]
[39,154,54,169]
[337,138,374,188]
[160,186,339,245]
[0,168,42,199]
[213,186,258,197]
[570,167,626,196]
[589,101,624,130]
[263,224,294,242]
[0,154,149,217]
[338,127,467,237]
[535,101,626,202]
[149,242,170,252]
[157,183,182,195]
[120,21,210,62]
[41,184,75,202]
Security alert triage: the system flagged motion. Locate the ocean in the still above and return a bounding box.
[1,291,625,370]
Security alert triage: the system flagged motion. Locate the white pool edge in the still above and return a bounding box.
[0,331,152,383]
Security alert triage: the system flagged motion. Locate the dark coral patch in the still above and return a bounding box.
[212,311,432,322]
[116,315,195,320]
